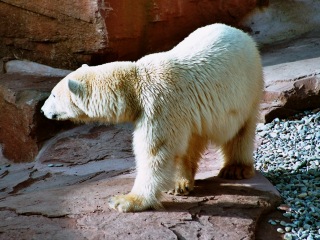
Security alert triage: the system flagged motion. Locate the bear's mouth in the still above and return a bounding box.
[42,111,68,121]
[53,112,69,120]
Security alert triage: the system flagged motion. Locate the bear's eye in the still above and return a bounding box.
[52,94,56,98]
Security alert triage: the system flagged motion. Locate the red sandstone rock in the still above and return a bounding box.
[0,73,73,162]
[261,76,320,122]
[102,0,260,64]
[34,123,135,177]
[5,60,71,77]
[0,123,281,239]
[261,57,320,122]
[0,176,281,239]
[0,0,106,69]
[0,0,261,69]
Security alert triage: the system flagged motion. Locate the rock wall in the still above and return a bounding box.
[0,0,264,69]
[0,0,265,162]
[0,0,107,69]
[99,0,261,65]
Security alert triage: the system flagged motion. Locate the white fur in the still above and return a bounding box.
[42,24,264,212]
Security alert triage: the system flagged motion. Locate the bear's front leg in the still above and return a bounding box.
[108,150,174,212]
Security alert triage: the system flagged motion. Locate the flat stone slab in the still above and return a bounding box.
[264,57,320,85]
[259,36,320,122]
[5,60,71,77]
[0,176,281,240]
[0,124,281,240]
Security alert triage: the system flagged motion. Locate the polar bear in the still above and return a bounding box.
[41,23,264,212]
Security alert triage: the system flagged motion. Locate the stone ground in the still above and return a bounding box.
[0,124,282,240]
[0,35,320,240]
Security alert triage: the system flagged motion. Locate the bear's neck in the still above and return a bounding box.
[94,62,142,123]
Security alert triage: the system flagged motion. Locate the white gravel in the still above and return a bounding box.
[254,109,320,240]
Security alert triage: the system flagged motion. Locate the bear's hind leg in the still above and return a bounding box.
[169,134,208,195]
[218,116,256,180]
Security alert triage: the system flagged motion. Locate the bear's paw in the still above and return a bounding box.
[218,164,255,180]
[108,193,161,212]
[167,178,194,196]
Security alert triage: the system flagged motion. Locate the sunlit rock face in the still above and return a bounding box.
[0,0,260,69]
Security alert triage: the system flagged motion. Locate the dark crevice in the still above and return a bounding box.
[9,170,52,194]
[0,206,67,218]
[75,171,104,184]
[0,170,9,179]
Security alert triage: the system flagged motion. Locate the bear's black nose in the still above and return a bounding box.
[52,114,58,119]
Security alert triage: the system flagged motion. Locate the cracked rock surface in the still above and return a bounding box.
[0,123,281,240]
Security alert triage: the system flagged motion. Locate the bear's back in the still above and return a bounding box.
[137,23,260,81]
[170,24,258,66]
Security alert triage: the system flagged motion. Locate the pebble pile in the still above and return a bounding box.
[254,109,320,240]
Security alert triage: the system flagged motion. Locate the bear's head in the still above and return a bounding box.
[41,65,91,121]
[41,62,140,123]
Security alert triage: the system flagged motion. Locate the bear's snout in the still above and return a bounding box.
[40,105,57,120]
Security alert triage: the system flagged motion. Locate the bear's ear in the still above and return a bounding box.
[81,64,89,68]
[68,79,85,96]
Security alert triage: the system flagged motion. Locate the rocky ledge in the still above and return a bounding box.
[0,123,282,240]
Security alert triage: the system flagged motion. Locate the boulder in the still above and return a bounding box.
[34,123,134,173]
[0,0,106,69]
[0,0,264,69]
[5,60,71,77]
[0,73,73,162]
[242,0,320,45]
[261,57,320,122]
[261,76,320,122]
